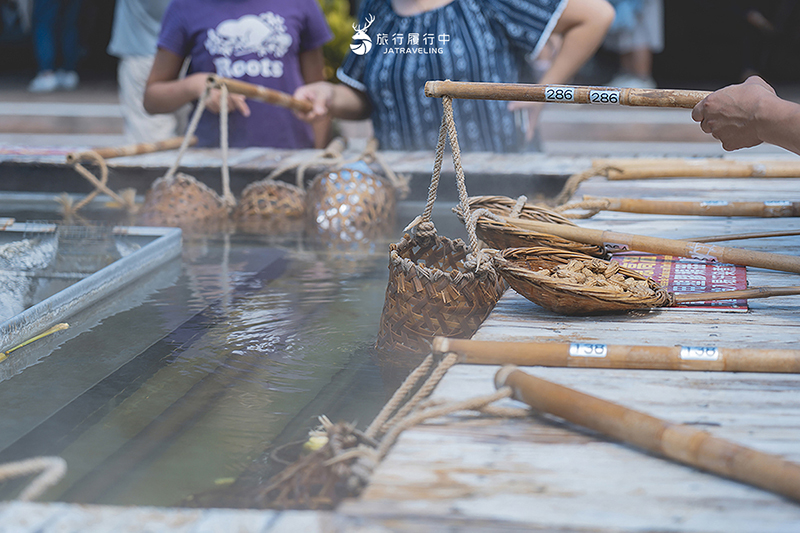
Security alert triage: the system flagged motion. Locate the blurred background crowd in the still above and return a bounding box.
[1,0,799,91]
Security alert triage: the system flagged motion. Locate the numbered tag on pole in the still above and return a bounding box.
[545,86,575,102]
[569,343,608,358]
[680,346,720,361]
[589,90,620,105]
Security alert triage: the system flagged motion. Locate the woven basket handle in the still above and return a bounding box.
[407,94,482,257]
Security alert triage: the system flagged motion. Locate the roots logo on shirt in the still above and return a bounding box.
[206,13,291,79]
[206,13,292,58]
[350,13,375,55]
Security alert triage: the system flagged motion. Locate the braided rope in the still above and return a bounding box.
[165,82,212,180]
[377,352,459,437]
[0,456,67,501]
[218,82,235,209]
[510,195,528,218]
[364,354,435,440]
[555,198,611,219]
[375,387,513,460]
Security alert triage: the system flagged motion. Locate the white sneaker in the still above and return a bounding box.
[28,71,59,93]
[608,73,657,89]
[56,70,79,91]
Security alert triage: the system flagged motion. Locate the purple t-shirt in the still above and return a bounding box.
[158,0,332,148]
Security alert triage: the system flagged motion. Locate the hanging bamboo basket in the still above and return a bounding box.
[137,80,235,232]
[138,172,228,231]
[457,195,607,257]
[375,95,506,357]
[234,137,348,235]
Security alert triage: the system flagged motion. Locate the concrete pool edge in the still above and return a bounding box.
[0,225,182,354]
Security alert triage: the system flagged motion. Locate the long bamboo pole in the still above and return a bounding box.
[496,215,800,274]
[597,159,800,180]
[424,80,711,109]
[209,75,313,113]
[66,136,196,164]
[692,230,800,243]
[495,366,800,503]
[433,337,800,373]
[583,197,800,217]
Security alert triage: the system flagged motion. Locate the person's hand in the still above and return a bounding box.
[186,72,251,117]
[293,81,335,122]
[691,76,777,151]
[508,101,545,143]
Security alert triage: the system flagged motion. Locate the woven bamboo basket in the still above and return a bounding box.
[234,138,348,235]
[138,81,235,232]
[138,172,228,232]
[457,195,607,257]
[493,246,671,315]
[305,161,396,245]
[375,95,506,358]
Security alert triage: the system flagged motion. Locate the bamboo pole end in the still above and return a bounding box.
[494,364,519,391]
[431,336,449,355]
[424,80,443,98]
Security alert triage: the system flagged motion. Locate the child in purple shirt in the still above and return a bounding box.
[144,0,333,148]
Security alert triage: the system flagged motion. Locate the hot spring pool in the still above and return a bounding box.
[0,195,466,508]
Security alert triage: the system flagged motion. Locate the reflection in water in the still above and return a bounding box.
[0,202,464,508]
[0,230,396,507]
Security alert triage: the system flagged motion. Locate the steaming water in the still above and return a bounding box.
[0,201,465,508]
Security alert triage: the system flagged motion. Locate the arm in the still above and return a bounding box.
[509,0,615,140]
[299,47,332,148]
[691,76,800,155]
[293,81,372,122]
[144,48,249,116]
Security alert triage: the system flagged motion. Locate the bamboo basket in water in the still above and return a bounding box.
[375,96,505,358]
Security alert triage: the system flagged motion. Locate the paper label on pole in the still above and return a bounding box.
[569,343,608,358]
[545,86,575,102]
[603,242,629,252]
[700,200,729,207]
[680,346,719,361]
[764,201,792,207]
[589,90,620,104]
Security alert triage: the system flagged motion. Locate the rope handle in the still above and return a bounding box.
[406,94,482,257]
[425,80,711,109]
[0,456,67,501]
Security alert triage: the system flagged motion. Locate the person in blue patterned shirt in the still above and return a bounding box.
[294,0,614,152]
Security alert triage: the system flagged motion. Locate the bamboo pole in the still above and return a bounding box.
[597,159,800,180]
[496,215,800,274]
[432,337,800,373]
[66,136,197,164]
[672,286,800,303]
[495,366,800,503]
[582,197,800,217]
[209,75,313,113]
[692,230,800,243]
[424,80,711,109]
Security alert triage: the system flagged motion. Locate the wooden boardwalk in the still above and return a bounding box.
[340,174,800,531]
[3,104,800,531]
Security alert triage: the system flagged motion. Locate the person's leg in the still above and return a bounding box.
[31,0,59,72]
[59,0,83,71]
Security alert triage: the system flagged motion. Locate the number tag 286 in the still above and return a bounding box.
[545,87,575,102]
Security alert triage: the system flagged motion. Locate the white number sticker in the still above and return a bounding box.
[569,343,608,358]
[700,200,729,207]
[589,90,620,104]
[680,346,719,361]
[764,201,792,207]
[545,86,575,102]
